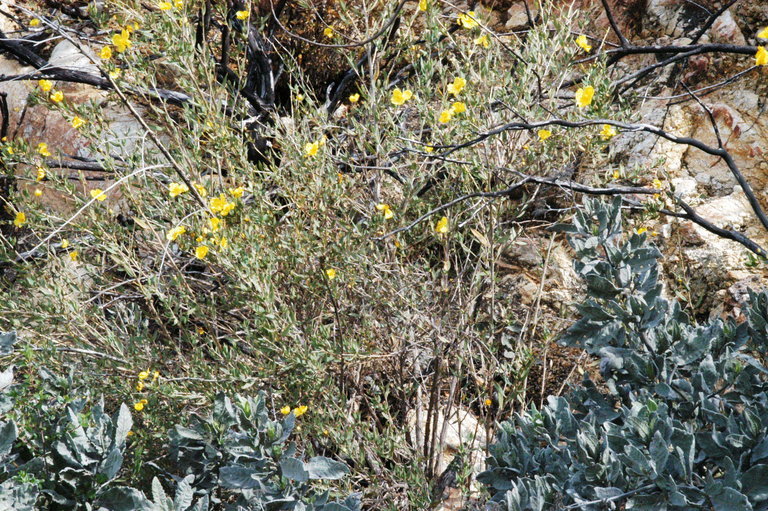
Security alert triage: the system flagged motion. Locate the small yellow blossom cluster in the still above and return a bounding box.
[304,138,325,157]
[100,25,136,62]
[376,203,394,220]
[537,129,552,141]
[439,101,467,123]
[390,87,413,106]
[323,26,334,38]
[600,124,618,141]
[280,405,309,417]
[38,79,64,104]
[575,34,592,53]
[159,0,184,11]
[134,369,160,411]
[325,268,337,280]
[435,215,449,234]
[235,10,249,20]
[575,85,594,109]
[456,11,478,29]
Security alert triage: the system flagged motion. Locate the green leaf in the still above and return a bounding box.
[305,456,349,480]
[0,332,16,356]
[742,465,768,502]
[219,465,260,489]
[279,457,309,482]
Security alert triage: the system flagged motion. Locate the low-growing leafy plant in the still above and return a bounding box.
[0,362,355,511]
[479,197,768,510]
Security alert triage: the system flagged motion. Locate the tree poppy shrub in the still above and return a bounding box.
[479,198,768,510]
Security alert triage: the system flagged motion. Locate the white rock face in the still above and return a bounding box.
[406,404,488,486]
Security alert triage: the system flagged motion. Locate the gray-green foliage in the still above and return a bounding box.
[479,197,768,511]
[0,364,355,511]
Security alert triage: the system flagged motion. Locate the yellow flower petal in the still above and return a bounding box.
[537,129,552,141]
[90,189,107,201]
[195,245,209,259]
[13,212,26,228]
[575,34,592,52]
[280,405,291,415]
[435,216,449,234]
[756,46,768,67]
[235,10,249,20]
[575,85,594,109]
[325,268,337,280]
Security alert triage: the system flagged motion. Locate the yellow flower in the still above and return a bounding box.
[13,212,26,228]
[209,194,235,216]
[34,188,42,197]
[323,26,334,38]
[376,203,394,220]
[457,11,478,29]
[5,147,12,155]
[435,216,449,234]
[174,0,183,8]
[652,178,663,189]
[474,34,490,48]
[136,381,145,391]
[195,245,209,259]
[166,225,187,241]
[38,79,52,92]
[390,88,413,106]
[208,217,223,232]
[425,146,434,153]
[218,237,228,249]
[235,9,249,19]
[484,398,492,406]
[575,85,594,109]
[348,93,360,103]
[133,399,148,411]
[575,34,592,52]
[758,27,768,39]
[304,140,321,157]
[69,250,79,261]
[71,116,85,129]
[50,90,64,103]
[612,170,620,180]
[439,109,453,123]
[30,18,40,27]
[138,370,150,380]
[756,46,768,67]
[325,268,337,280]
[295,93,304,102]
[637,227,648,234]
[37,143,51,157]
[36,167,46,181]
[61,239,69,249]
[108,69,121,80]
[112,29,131,52]
[293,405,308,417]
[446,76,466,96]
[159,2,172,10]
[90,189,107,201]
[229,186,245,199]
[152,370,160,381]
[537,129,552,141]
[168,182,189,198]
[418,0,427,10]
[600,124,617,141]
[280,406,291,415]
[451,101,466,114]
[193,182,207,197]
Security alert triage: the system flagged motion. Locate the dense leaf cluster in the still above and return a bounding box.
[0,352,356,511]
[480,198,768,510]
